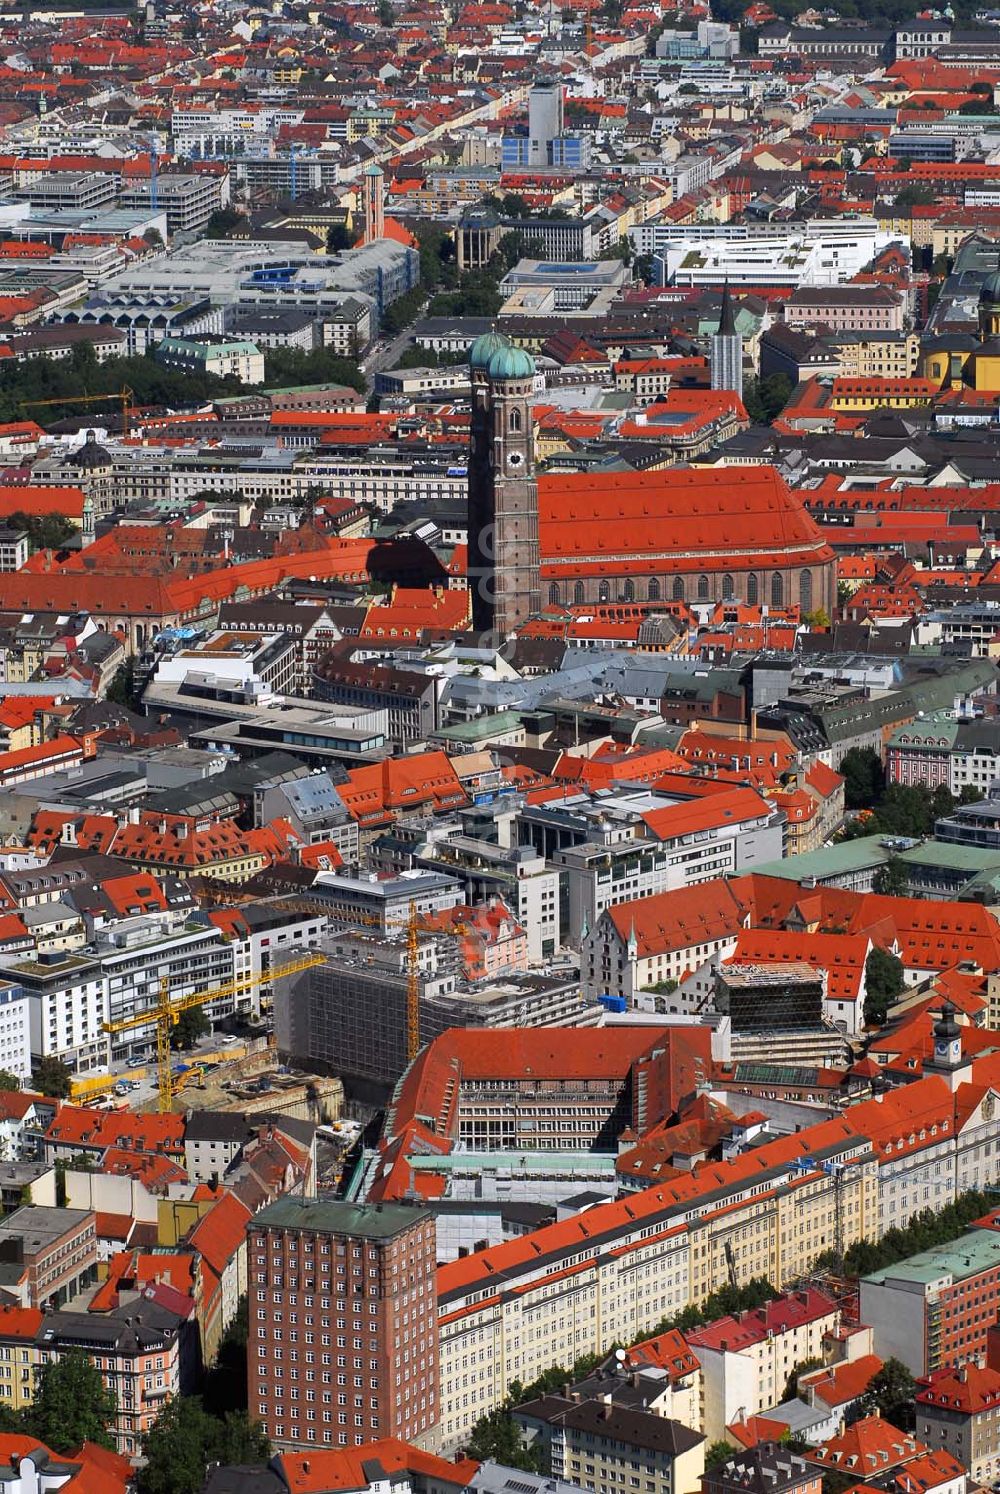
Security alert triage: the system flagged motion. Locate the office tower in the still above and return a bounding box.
[528,82,564,167]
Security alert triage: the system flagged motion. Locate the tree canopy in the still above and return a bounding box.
[6,511,76,554]
[171,1004,210,1051]
[29,1349,117,1452]
[864,947,906,1028]
[138,1398,270,1494]
[31,1055,73,1099]
[857,1357,916,1430]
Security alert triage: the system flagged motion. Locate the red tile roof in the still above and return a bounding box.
[917,1363,1000,1415]
[276,1439,479,1494]
[688,1287,838,1352]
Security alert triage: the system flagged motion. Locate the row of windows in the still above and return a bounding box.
[547,571,811,608]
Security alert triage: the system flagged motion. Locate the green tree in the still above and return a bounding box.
[106,663,135,710]
[393,344,441,370]
[27,1348,117,1452]
[171,1005,209,1051]
[0,1071,19,1092]
[327,222,355,253]
[857,1357,916,1430]
[743,373,792,424]
[7,511,76,554]
[31,1055,72,1099]
[840,747,884,811]
[138,1397,270,1494]
[204,207,244,239]
[894,183,937,208]
[783,1356,823,1403]
[466,1404,541,1469]
[380,286,426,335]
[705,1441,735,1469]
[262,345,365,394]
[864,947,906,1029]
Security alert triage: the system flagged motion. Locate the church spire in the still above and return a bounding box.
[717,279,737,337]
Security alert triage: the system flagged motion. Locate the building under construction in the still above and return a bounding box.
[274,930,599,1096]
[714,961,851,1068]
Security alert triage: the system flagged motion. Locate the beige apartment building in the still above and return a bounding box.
[436,1125,877,1446]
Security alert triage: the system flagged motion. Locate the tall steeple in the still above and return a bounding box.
[466,333,541,640]
[718,278,737,337]
[710,279,743,399]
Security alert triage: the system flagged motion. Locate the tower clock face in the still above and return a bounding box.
[507,451,524,469]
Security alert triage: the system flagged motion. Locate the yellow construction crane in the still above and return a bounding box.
[22,386,136,438]
[103,951,325,1113]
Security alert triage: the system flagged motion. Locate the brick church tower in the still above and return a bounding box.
[467,332,541,638]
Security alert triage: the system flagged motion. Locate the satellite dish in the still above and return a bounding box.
[615,1349,627,1363]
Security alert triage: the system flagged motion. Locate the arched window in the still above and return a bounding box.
[697,574,710,600]
[747,573,758,605]
[574,581,584,604]
[672,576,684,600]
[648,577,660,600]
[771,572,784,607]
[800,569,813,615]
[548,583,560,605]
[509,407,522,433]
[599,580,610,603]
[622,580,634,602]
[722,574,734,600]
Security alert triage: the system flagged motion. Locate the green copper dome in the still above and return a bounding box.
[469,331,509,370]
[486,344,535,380]
[981,269,1000,305]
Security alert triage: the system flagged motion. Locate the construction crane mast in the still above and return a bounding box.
[405,901,471,1063]
[103,951,325,1112]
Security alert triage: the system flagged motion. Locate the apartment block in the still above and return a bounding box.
[687,1289,841,1439]
[0,1206,98,1309]
[436,1127,877,1445]
[516,1395,705,1494]
[917,1365,1000,1484]
[36,1298,191,1457]
[248,1198,439,1452]
[703,1446,821,1494]
[861,1227,1000,1376]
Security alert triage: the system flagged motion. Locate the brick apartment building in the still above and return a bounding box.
[248,1198,439,1452]
[860,1227,1000,1376]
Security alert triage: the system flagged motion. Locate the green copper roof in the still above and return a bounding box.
[469,330,509,370]
[487,343,535,380]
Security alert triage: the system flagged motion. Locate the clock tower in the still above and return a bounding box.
[925,1000,972,1091]
[467,333,541,639]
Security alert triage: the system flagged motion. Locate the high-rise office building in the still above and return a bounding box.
[248,1198,439,1451]
[528,82,564,166]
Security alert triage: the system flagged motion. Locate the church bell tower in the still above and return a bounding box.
[467,333,541,639]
